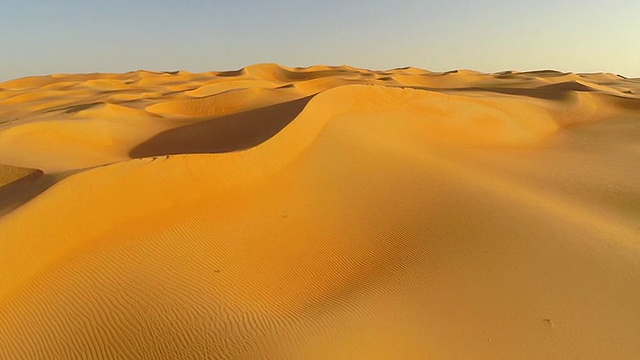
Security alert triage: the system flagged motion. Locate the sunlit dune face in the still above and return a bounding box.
[1,64,640,359]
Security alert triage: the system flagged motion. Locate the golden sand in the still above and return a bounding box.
[1,64,639,359]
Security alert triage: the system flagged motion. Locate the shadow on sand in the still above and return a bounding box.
[130,95,314,157]
[0,171,59,217]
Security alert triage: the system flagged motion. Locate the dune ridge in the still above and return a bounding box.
[1,64,639,359]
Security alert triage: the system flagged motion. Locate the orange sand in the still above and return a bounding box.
[1,64,639,359]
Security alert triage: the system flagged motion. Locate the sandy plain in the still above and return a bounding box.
[0,64,639,359]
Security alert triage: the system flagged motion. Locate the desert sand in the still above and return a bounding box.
[0,64,639,359]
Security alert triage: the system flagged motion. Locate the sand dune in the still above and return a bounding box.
[1,64,640,359]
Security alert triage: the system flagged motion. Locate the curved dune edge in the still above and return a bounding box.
[0,165,63,218]
[0,164,40,187]
[1,65,640,358]
[145,87,304,117]
[131,85,559,159]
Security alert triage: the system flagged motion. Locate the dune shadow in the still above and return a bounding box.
[217,69,245,77]
[41,102,103,115]
[0,171,58,217]
[468,86,579,100]
[130,96,313,157]
[406,85,589,101]
[602,94,640,112]
[62,102,102,113]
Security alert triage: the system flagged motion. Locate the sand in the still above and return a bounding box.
[0,64,639,359]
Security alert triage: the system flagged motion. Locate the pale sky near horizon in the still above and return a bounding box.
[1,0,638,81]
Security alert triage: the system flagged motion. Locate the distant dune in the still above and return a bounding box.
[1,64,639,359]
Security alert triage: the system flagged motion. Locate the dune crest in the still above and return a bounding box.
[1,65,640,359]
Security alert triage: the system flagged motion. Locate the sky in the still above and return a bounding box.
[1,0,638,81]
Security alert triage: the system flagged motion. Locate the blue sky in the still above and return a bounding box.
[1,0,638,80]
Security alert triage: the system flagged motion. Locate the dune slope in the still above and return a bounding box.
[1,64,639,359]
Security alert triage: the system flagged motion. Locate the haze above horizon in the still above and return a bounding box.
[1,0,638,81]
